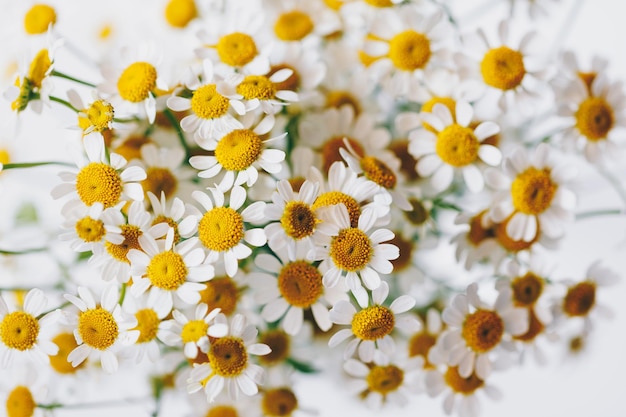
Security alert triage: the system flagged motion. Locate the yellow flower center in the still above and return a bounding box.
[494,214,537,252]
[152,215,180,244]
[200,277,239,316]
[461,309,504,353]
[208,336,248,377]
[24,4,56,35]
[198,207,244,252]
[114,135,152,161]
[330,228,373,272]
[563,282,596,317]
[164,0,197,28]
[262,388,298,417]
[511,272,544,307]
[280,202,317,240]
[0,149,10,167]
[236,75,276,100]
[190,84,230,120]
[320,136,365,174]
[117,62,157,103]
[480,46,526,91]
[513,308,545,342]
[76,162,123,208]
[50,332,83,374]
[78,308,119,350]
[259,329,291,366]
[390,141,419,181]
[436,124,480,167]
[388,30,431,71]
[105,224,143,263]
[142,167,178,200]
[422,97,456,132]
[214,129,262,171]
[365,0,393,6]
[6,386,36,417]
[575,97,614,141]
[216,32,258,67]
[325,91,361,116]
[577,71,597,94]
[181,319,209,343]
[404,198,429,225]
[444,366,484,394]
[75,216,106,243]
[27,49,51,89]
[467,210,495,247]
[360,156,397,189]
[568,335,585,353]
[351,305,395,341]
[146,251,188,291]
[366,365,404,395]
[78,100,114,132]
[99,24,113,40]
[274,11,314,41]
[206,406,239,417]
[323,0,343,10]
[312,191,361,228]
[268,64,300,92]
[511,167,557,215]
[408,331,437,369]
[387,234,412,272]
[0,312,39,351]
[278,261,323,308]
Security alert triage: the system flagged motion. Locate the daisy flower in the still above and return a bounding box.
[265,0,341,44]
[49,330,86,374]
[147,191,198,244]
[188,313,271,401]
[158,303,227,359]
[228,67,299,115]
[22,3,57,35]
[58,202,123,253]
[63,285,139,373]
[485,143,577,242]
[189,112,286,192]
[0,288,58,367]
[1,368,48,417]
[66,89,115,135]
[406,308,445,370]
[191,185,267,277]
[135,143,197,201]
[51,133,146,216]
[128,226,213,314]
[552,50,609,96]
[328,281,418,362]
[435,283,528,380]
[409,100,502,193]
[199,271,246,318]
[450,209,500,270]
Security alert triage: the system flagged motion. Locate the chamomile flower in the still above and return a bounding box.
[407,308,444,369]
[158,304,227,359]
[188,313,271,401]
[66,89,115,135]
[0,288,58,367]
[199,271,245,317]
[189,112,286,192]
[1,368,47,417]
[136,143,196,201]
[450,210,499,270]
[63,285,139,373]
[147,191,198,244]
[266,0,341,44]
[49,330,86,374]
[23,3,57,35]
[409,101,502,193]
[485,143,577,242]
[58,202,123,253]
[228,68,299,114]
[191,185,267,277]
[553,50,609,96]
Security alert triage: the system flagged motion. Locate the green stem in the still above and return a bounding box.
[38,397,150,410]
[36,301,71,320]
[118,282,127,305]
[0,247,47,255]
[2,161,73,169]
[163,108,191,159]
[575,209,624,220]
[49,95,79,112]
[51,70,97,88]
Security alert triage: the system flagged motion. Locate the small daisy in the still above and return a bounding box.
[49,330,86,374]
[158,303,227,359]
[63,285,139,373]
[191,185,267,277]
[0,288,58,367]
[328,281,419,362]
[229,68,299,114]
[135,143,197,201]
[409,101,502,193]
[199,271,245,317]
[188,313,271,401]
[189,112,286,192]
[553,50,609,96]
[147,192,198,244]
[450,209,500,270]
[406,308,445,370]
[266,0,341,44]
[66,89,115,135]
[58,202,123,253]
[1,368,48,417]
[485,143,577,242]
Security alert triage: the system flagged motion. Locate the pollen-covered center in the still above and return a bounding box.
[575,97,614,141]
[365,0,394,6]
[215,129,262,171]
[206,406,239,417]
[105,224,142,263]
[79,100,114,132]
[388,30,432,71]
[281,202,317,240]
[6,386,36,417]
[75,216,106,243]
[325,91,362,116]
[208,336,248,377]
[181,319,209,343]
[461,309,504,352]
[513,308,545,342]
[78,308,119,350]
[480,46,526,91]
[142,167,178,199]
[351,305,395,341]
[366,365,404,395]
[444,366,485,394]
[268,64,300,92]
[436,124,480,167]
[216,32,258,67]
[76,162,122,208]
[404,198,429,225]
[312,191,361,228]
[24,4,57,34]
[409,331,437,368]
[274,10,314,41]
[259,329,291,365]
[511,167,557,215]
[164,0,198,28]
[50,332,83,374]
[467,210,495,246]
[117,62,157,103]
[146,251,188,290]
[133,308,160,343]
[360,156,397,189]
[0,312,39,351]
[563,281,596,317]
[262,388,298,417]
[190,84,230,120]
[28,49,51,89]
[278,260,323,308]
[152,215,180,244]
[511,272,544,306]
[200,277,239,316]
[495,213,538,252]
[320,136,364,174]
[236,75,276,100]
[387,234,412,272]
[198,207,244,252]
[330,228,373,272]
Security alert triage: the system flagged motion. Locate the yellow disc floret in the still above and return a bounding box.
[105,224,143,263]
[259,329,290,365]
[75,216,106,243]
[320,136,364,174]
[461,309,504,352]
[511,167,557,215]
[191,84,230,120]
[214,129,262,171]
[216,33,258,67]
[280,202,317,240]
[278,261,323,308]
[408,331,437,368]
[511,272,544,307]
[387,234,412,272]
[78,100,114,133]
[388,30,431,71]
[50,332,84,374]
[268,64,300,92]
[78,308,119,350]
[27,49,51,89]
[198,207,244,252]
[513,308,544,342]
[436,124,480,167]
[365,0,394,6]
[325,91,361,116]
[164,0,198,28]
[208,336,248,376]
[24,4,56,35]
[312,191,361,228]
[444,366,484,394]
[563,281,596,317]
[200,277,239,316]
[360,156,397,189]
[206,406,239,417]
[262,388,298,417]
[76,162,123,208]
[480,46,526,91]
[181,319,209,343]
[330,228,373,272]
[142,167,178,200]
[6,386,36,417]
[366,365,404,395]
[575,97,614,141]
[236,75,276,100]
[0,312,39,351]
[146,251,188,291]
[351,305,395,341]
[274,11,314,41]
[117,62,157,103]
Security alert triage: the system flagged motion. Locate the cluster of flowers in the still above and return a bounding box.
[0,0,623,416]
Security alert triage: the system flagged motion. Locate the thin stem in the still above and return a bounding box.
[163,108,191,159]
[36,301,71,320]
[576,209,624,220]
[596,166,626,207]
[2,161,73,169]
[51,70,97,88]
[38,397,150,410]
[49,95,79,112]
[0,247,47,255]
[118,282,127,305]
